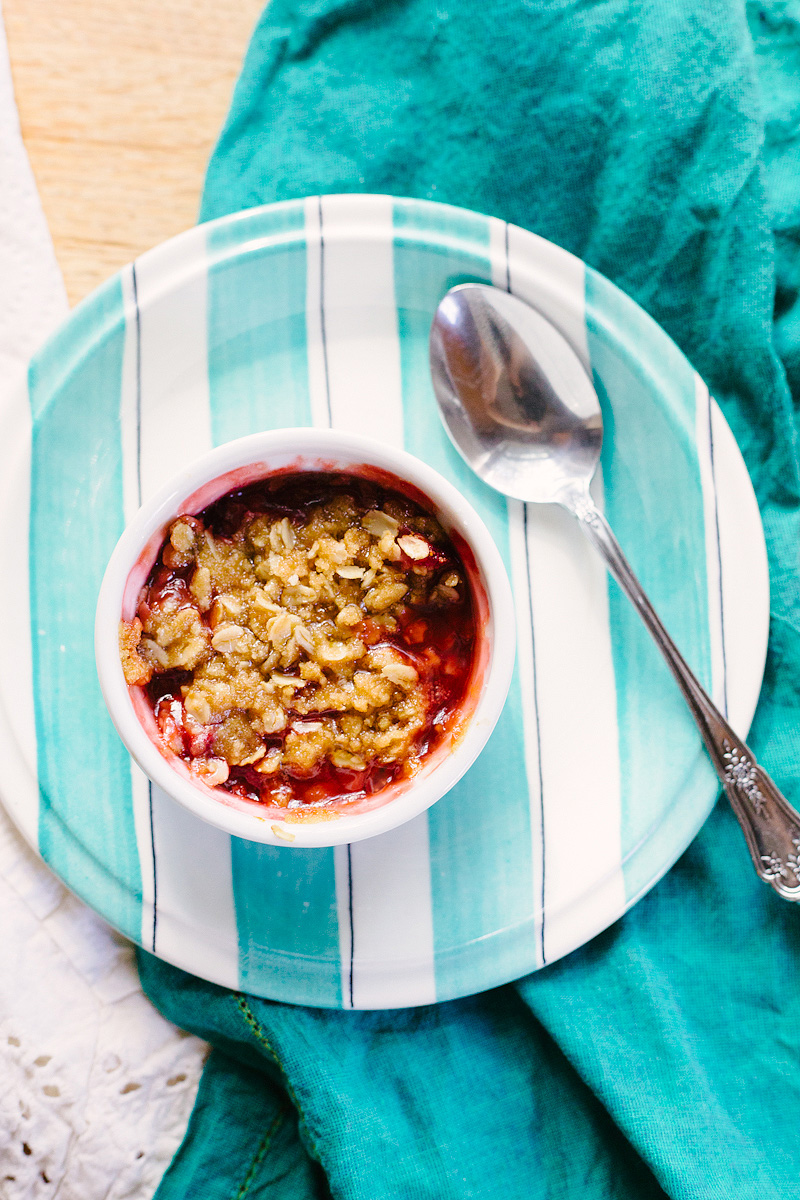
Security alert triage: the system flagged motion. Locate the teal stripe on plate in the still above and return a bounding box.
[585,268,715,903]
[229,843,341,1003]
[29,277,142,941]
[206,204,342,1005]
[393,200,535,1000]
[206,201,309,442]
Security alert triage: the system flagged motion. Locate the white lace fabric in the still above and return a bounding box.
[0,4,207,1196]
[0,817,207,1199]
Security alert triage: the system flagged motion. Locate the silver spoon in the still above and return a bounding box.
[430,282,800,901]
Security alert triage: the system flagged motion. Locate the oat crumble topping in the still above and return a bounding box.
[119,473,475,808]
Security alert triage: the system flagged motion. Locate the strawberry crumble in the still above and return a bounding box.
[119,472,476,809]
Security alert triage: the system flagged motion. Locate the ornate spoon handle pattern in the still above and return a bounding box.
[573,494,800,901]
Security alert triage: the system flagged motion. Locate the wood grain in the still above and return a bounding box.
[4,0,264,304]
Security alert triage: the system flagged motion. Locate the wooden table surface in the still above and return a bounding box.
[4,0,264,305]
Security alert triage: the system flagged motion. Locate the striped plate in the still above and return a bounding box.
[0,195,769,1009]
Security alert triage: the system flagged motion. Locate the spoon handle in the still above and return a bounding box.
[572,495,800,901]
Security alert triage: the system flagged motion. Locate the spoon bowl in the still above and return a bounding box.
[430,284,603,506]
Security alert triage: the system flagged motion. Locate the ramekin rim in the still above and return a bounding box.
[95,428,516,847]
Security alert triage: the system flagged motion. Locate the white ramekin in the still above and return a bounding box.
[95,428,516,847]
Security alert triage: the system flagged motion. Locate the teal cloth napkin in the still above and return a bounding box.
[140,1,800,1196]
